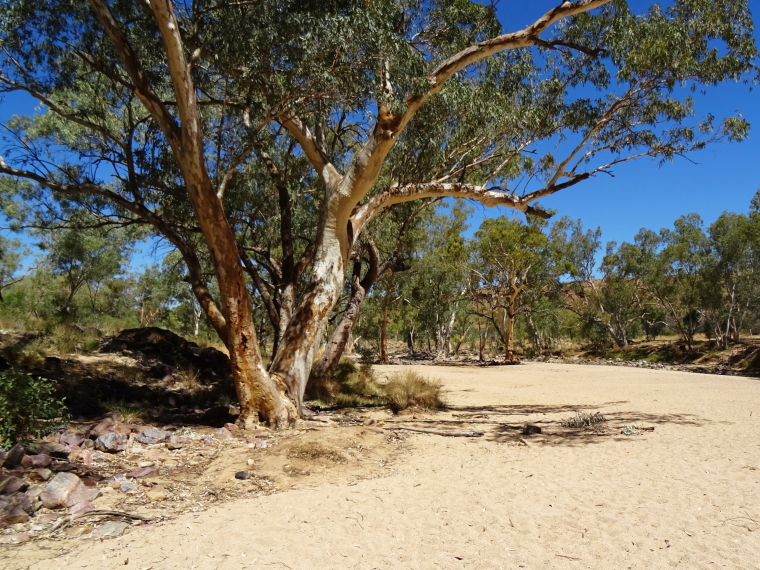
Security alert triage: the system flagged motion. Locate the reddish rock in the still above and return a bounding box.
[223,423,240,432]
[59,431,86,448]
[125,466,158,479]
[2,444,26,468]
[0,476,28,495]
[28,469,53,482]
[27,442,71,459]
[89,418,116,438]
[113,423,133,434]
[0,492,33,527]
[40,472,96,509]
[21,454,52,469]
[68,500,94,516]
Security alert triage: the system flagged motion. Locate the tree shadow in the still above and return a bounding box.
[386,402,724,447]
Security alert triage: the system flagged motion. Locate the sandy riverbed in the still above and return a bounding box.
[5,362,760,570]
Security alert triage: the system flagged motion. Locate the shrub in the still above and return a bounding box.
[0,368,68,447]
[382,370,445,414]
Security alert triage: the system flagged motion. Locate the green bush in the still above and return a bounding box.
[0,369,69,448]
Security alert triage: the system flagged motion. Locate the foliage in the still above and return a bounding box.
[0,368,68,447]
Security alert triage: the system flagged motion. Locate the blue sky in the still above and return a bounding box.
[469,0,760,245]
[0,0,758,267]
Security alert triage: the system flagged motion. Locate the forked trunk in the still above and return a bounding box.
[310,282,368,385]
[503,311,519,364]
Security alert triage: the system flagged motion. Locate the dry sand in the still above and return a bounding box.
[5,362,760,570]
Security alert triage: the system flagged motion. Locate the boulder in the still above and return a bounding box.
[21,454,53,469]
[0,476,28,495]
[59,431,86,448]
[2,444,26,468]
[28,469,53,482]
[26,442,71,459]
[0,492,34,527]
[40,472,97,509]
[135,428,170,445]
[94,432,128,453]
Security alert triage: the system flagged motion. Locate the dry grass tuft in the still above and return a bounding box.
[382,370,446,414]
[287,441,346,463]
[560,411,607,429]
[175,365,202,390]
[104,399,149,424]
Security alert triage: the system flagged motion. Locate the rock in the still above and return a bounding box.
[246,458,255,466]
[21,454,52,469]
[94,432,128,453]
[28,469,53,482]
[58,431,86,448]
[253,439,268,449]
[93,520,130,538]
[40,472,96,509]
[26,485,45,502]
[27,442,71,459]
[522,424,542,435]
[89,418,116,438]
[201,436,216,446]
[113,423,133,435]
[166,436,186,450]
[234,471,250,480]
[119,481,138,494]
[199,449,216,457]
[135,428,170,445]
[0,492,34,527]
[138,461,154,468]
[223,423,240,432]
[163,460,179,467]
[126,466,158,479]
[2,444,26,468]
[68,501,94,516]
[64,525,93,537]
[0,476,28,495]
[145,486,167,501]
[213,427,232,439]
[145,450,170,462]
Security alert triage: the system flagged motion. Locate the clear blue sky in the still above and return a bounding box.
[469,0,760,246]
[0,0,758,266]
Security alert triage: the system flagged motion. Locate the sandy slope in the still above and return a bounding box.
[6,363,760,570]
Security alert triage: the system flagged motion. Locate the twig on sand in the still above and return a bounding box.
[391,426,484,437]
[51,510,152,533]
[556,554,581,560]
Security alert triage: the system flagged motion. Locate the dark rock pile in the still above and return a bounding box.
[99,327,230,384]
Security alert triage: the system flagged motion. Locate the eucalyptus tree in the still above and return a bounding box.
[471,214,556,362]
[552,218,641,348]
[0,235,27,302]
[0,0,756,427]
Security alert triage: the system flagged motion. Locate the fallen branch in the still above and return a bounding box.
[391,426,484,437]
[51,510,153,533]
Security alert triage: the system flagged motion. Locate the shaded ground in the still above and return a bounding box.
[4,362,759,569]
